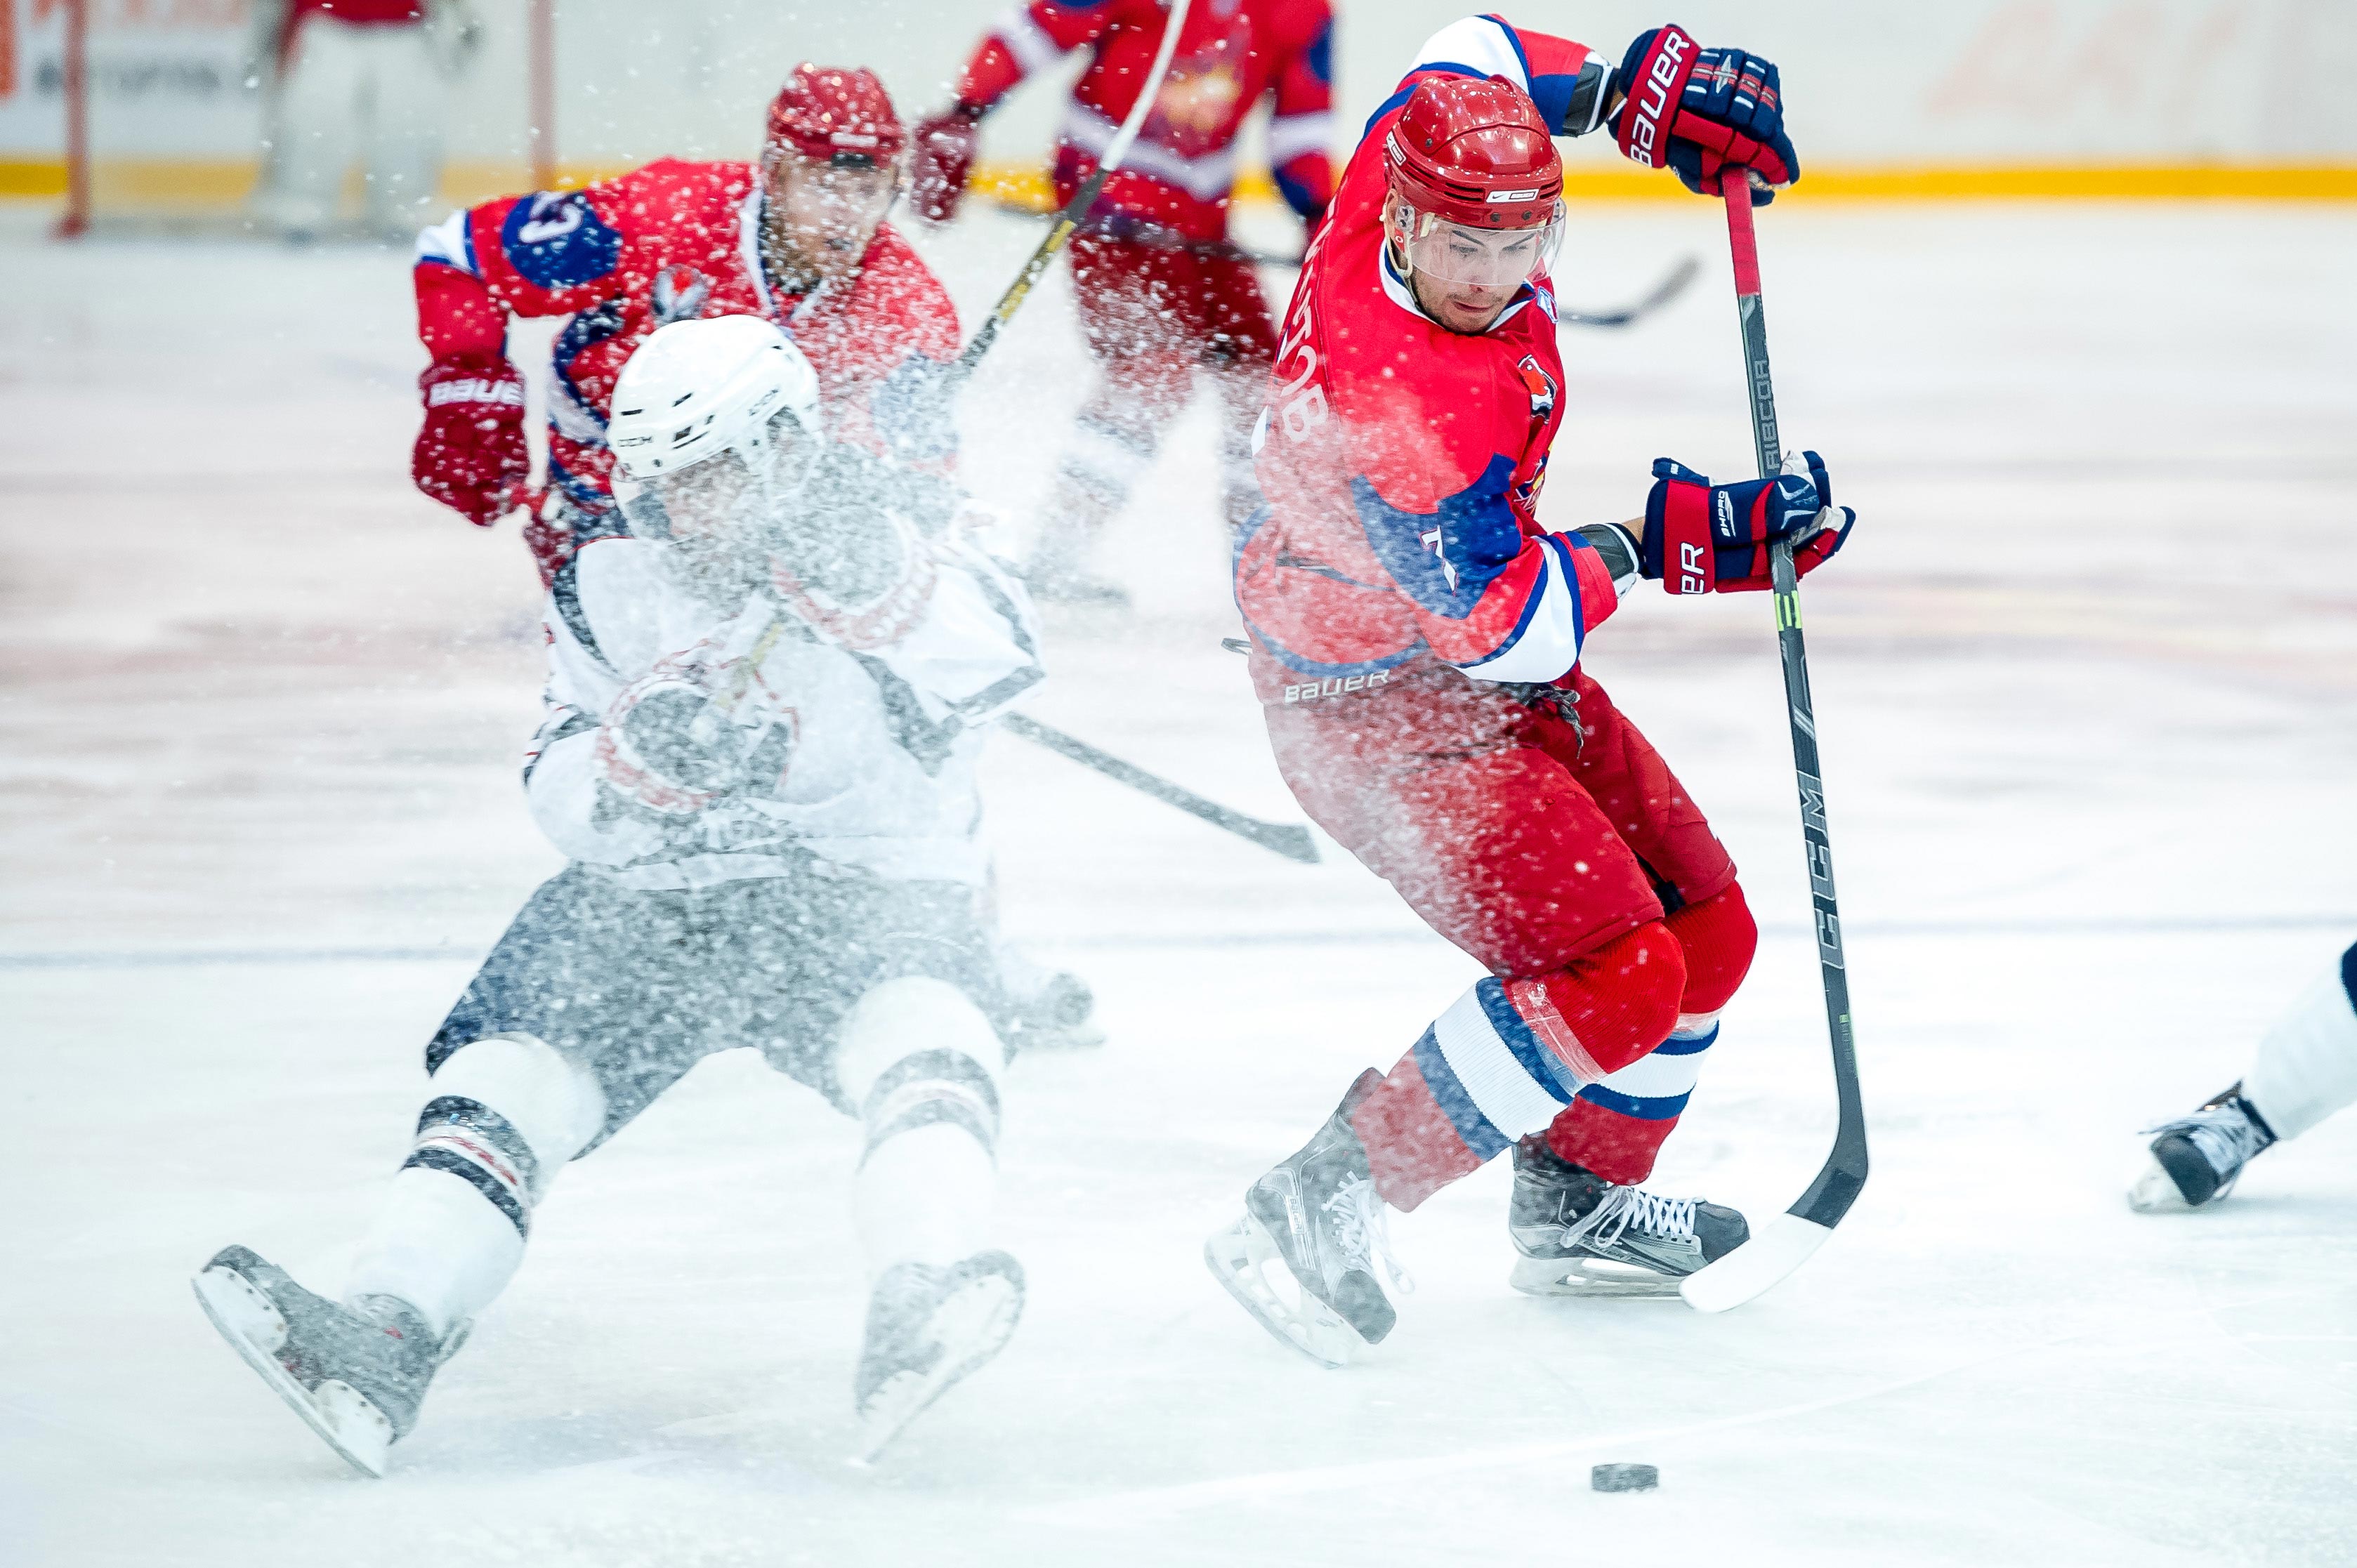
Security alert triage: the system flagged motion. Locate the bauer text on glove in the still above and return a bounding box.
[1613,26,1797,204]
[413,355,530,526]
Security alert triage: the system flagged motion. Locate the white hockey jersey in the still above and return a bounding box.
[520,525,1042,891]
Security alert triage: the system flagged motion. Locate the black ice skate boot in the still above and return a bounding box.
[1204,1069,1407,1367]
[192,1244,451,1476]
[2129,1083,2279,1212]
[853,1250,1026,1462]
[1506,1135,1749,1298]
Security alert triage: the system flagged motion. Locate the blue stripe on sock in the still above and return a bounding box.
[1652,1025,1721,1057]
[1473,977,1579,1102]
[1409,1025,1511,1161]
[1576,1083,1694,1121]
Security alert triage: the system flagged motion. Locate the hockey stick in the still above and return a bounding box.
[1557,254,1699,329]
[944,0,1193,390]
[1002,713,1320,865]
[1678,170,1868,1315]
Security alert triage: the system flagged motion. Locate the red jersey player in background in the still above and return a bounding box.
[910,0,1336,604]
[1208,16,1857,1364]
[409,67,960,587]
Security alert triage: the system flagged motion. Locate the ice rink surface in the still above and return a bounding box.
[4,197,2356,1565]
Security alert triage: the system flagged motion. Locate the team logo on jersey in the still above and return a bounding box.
[1516,355,1558,421]
[650,265,712,327]
[501,191,624,289]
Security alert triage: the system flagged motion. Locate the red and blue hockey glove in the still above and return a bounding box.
[413,355,530,526]
[1613,25,1798,204]
[1641,451,1854,595]
[910,105,984,225]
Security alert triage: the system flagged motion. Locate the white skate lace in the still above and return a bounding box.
[1565,1183,1698,1249]
[1322,1175,1414,1296]
[2143,1101,2271,1178]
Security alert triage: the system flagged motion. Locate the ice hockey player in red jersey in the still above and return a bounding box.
[1207,16,1856,1364]
[909,0,1337,603]
[409,65,961,586]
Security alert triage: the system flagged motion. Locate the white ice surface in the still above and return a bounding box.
[4,200,2356,1565]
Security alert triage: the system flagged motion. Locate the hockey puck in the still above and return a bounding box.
[1591,1463,1658,1493]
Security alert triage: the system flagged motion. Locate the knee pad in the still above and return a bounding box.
[1667,882,1758,1018]
[416,1034,608,1224]
[1504,921,1689,1081]
[833,977,1004,1161]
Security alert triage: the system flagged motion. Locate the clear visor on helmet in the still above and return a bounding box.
[1398,202,1565,289]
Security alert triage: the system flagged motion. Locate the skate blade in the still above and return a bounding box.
[853,1270,1025,1464]
[1509,1253,1686,1299]
[1202,1213,1359,1369]
[2127,1154,2236,1213]
[192,1262,392,1478]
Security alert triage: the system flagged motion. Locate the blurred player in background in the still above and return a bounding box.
[1208,17,1854,1364]
[2131,940,2357,1211]
[409,66,956,588]
[247,0,482,241]
[910,0,1337,605]
[197,319,1043,1470]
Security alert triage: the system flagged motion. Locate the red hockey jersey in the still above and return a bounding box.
[412,159,960,512]
[1235,15,1625,695]
[952,0,1335,242]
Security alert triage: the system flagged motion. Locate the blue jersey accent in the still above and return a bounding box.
[1351,454,1523,621]
[1275,164,1324,220]
[1305,16,1334,83]
[2339,940,2357,1011]
[500,192,624,291]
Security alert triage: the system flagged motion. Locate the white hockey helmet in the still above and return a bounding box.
[608,314,820,484]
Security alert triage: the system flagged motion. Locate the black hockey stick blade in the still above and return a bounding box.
[1002,713,1319,865]
[1680,172,1867,1315]
[1558,255,1700,329]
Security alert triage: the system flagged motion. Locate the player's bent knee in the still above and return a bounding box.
[833,977,1005,1160]
[1667,882,1759,1017]
[1512,921,1690,1080]
[424,1033,608,1206]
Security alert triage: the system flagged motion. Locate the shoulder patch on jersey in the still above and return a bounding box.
[1515,354,1557,421]
[501,191,624,290]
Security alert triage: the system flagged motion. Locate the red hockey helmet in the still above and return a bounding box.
[766,65,907,166]
[1384,76,1565,291]
[1385,76,1562,230]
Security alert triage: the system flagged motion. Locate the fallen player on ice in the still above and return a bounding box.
[195,317,1053,1472]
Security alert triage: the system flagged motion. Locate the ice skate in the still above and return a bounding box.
[1204,1070,1407,1368]
[853,1250,1026,1462]
[192,1244,451,1477]
[2129,1083,2278,1211]
[1506,1136,1749,1298]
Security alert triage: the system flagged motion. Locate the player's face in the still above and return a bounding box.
[763,150,899,284]
[1387,200,1562,334]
